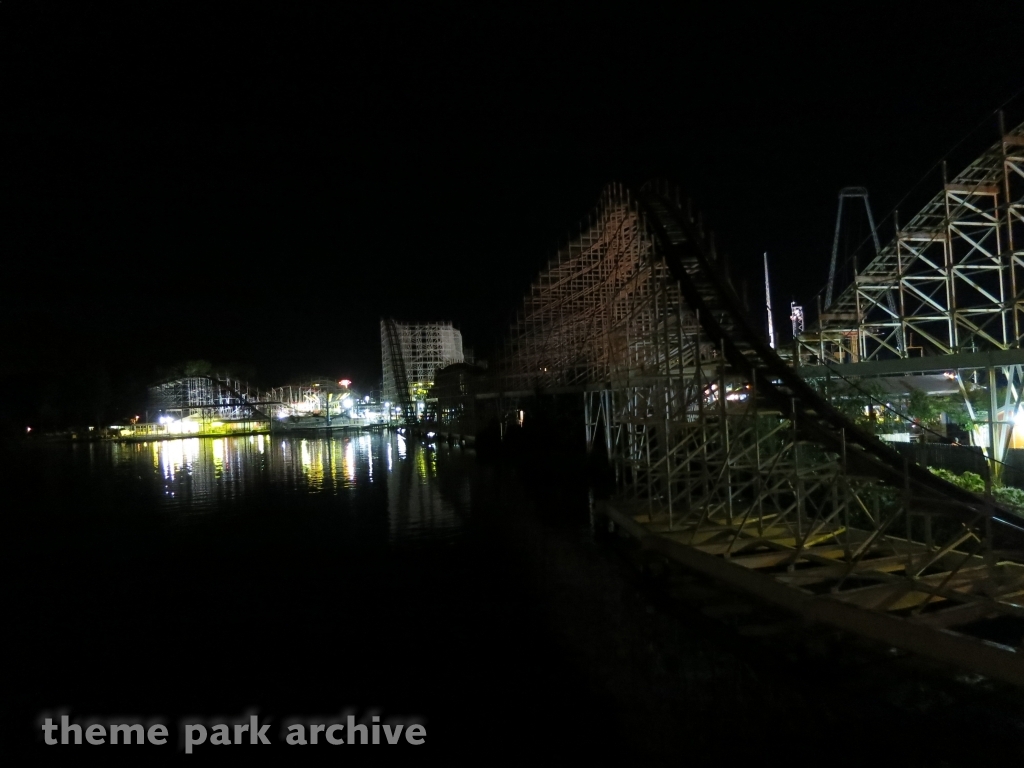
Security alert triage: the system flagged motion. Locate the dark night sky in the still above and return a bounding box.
[2,2,1022,423]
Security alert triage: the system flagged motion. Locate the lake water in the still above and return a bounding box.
[8,431,630,763]
[7,431,1023,764]
[101,431,470,541]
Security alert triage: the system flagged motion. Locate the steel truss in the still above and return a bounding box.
[816,118,1024,363]
[802,118,1024,468]
[501,181,1024,684]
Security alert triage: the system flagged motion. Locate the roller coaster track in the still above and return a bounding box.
[499,179,1024,685]
[149,376,273,421]
[212,378,271,421]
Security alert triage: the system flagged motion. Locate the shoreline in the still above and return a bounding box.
[22,423,392,444]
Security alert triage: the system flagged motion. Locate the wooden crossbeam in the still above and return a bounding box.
[727,547,848,569]
[910,599,1006,630]
[945,182,999,195]
[775,553,914,587]
[830,566,992,611]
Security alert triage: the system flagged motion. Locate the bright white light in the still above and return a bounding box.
[342,397,353,409]
[1014,407,1024,430]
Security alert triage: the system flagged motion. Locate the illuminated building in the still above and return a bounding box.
[381,320,465,417]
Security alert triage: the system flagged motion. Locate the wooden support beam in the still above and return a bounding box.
[945,182,999,195]
[729,547,848,569]
[682,528,844,555]
[898,230,945,242]
[856,275,900,284]
[910,602,1001,630]
[601,501,1024,686]
[830,566,991,611]
[775,553,914,587]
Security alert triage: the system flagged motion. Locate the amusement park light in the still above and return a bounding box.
[342,397,354,409]
[340,379,352,388]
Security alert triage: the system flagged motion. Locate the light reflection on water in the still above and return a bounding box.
[98,431,470,542]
